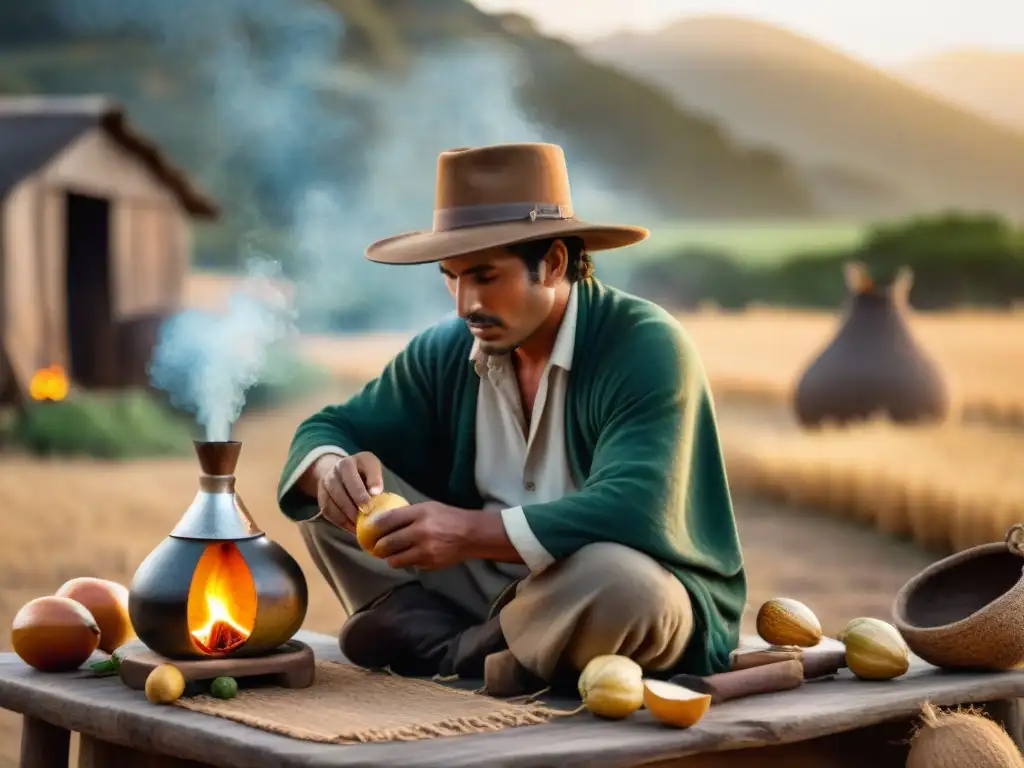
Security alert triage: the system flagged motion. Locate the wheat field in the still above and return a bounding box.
[682,307,1024,425]
[0,277,1016,764]
[0,390,938,768]
[298,306,1024,556]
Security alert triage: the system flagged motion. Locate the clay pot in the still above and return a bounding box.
[892,524,1024,670]
[793,262,950,428]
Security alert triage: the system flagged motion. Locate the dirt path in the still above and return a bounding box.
[0,390,939,767]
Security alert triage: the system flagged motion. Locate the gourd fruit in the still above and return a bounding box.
[837,616,874,643]
[755,598,822,647]
[145,663,186,704]
[578,655,644,719]
[642,679,713,728]
[355,492,409,554]
[11,596,101,672]
[210,676,239,700]
[842,617,910,680]
[55,577,134,654]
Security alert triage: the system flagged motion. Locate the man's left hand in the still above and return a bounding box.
[371,502,473,570]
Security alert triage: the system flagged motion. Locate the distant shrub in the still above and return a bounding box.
[8,390,194,459]
[242,343,333,413]
[631,212,1024,310]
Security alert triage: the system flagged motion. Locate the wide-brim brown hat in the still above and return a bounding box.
[365,142,649,265]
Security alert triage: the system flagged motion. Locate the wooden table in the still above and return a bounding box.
[2,630,1023,768]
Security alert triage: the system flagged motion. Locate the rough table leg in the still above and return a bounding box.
[78,733,217,768]
[19,715,70,768]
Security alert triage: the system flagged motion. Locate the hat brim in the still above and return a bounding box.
[364,217,649,265]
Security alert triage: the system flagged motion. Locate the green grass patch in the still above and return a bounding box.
[1,347,331,459]
[7,390,194,459]
[636,219,868,265]
[244,344,333,412]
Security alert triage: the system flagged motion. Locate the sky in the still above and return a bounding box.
[469,0,1024,64]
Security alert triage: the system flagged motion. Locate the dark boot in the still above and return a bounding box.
[436,578,523,678]
[339,583,477,676]
[438,614,508,678]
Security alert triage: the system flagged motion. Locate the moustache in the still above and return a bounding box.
[466,313,504,329]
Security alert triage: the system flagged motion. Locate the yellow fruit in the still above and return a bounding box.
[756,598,822,647]
[843,617,910,680]
[145,663,186,704]
[642,679,713,728]
[837,616,874,643]
[55,577,134,654]
[11,596,101,672]
[355,492,409,554]
[577,655,644,720]
[907,702,1024,768]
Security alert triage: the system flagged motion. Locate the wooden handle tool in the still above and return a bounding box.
[669,658,804,705]
[731,644,847,680]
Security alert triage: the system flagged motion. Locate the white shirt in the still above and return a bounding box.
[471,282,579,573]
[282,283,580,575]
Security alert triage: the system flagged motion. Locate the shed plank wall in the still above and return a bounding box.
[2,126,194,392]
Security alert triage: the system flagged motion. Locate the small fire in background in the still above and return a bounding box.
[29,365,69,402]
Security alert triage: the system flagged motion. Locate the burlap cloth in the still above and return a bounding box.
[173,661,577,744]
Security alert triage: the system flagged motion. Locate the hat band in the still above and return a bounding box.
[433,202,573,232]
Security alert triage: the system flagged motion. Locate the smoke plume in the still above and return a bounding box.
[147,257,297,442]
[49,0,656,437]
[50,0,652,332]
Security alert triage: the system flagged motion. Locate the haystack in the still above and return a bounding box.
[793,262,950,428]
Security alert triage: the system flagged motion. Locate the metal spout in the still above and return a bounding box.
[169,440,263,541]
[194,440,242,476]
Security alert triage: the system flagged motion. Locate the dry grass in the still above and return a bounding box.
[716,402,1024,555]
[296,307,1024,557]
[681,307,1024,427]
[295,305,1024,426]
[0,384,940,767]
[186,271,1024,424]
[694,306,1024,552]
[0,393,351,766]
[0,280,1010,763]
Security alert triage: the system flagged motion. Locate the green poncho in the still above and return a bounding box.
[279,279,747,675]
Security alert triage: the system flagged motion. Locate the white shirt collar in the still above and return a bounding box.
[469,282,579,375]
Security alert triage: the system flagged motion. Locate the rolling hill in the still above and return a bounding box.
[0,0,817,253]
[584,16,1024,221]
[898,49,1024,135]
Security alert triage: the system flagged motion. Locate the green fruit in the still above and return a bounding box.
[210,676,238,700]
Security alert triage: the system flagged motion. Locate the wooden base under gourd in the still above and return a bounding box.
[117,638,315,691]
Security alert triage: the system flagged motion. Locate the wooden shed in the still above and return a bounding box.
[0,95,219,403]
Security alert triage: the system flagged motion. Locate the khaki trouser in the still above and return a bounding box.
[299,466,695,680]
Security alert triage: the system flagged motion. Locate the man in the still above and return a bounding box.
[277,142,746,696]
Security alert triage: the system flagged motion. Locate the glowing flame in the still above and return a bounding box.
[29,365,68,402]
[187,542,255,655]
[190,592,251,655]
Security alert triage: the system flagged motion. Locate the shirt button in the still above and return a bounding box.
[524,481,535,492]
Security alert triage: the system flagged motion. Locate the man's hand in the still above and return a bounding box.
[371,502,473,570]
[314,452,384,534]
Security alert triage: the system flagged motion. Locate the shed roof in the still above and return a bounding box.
[0,95,219,218]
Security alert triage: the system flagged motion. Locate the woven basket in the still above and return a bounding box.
[892,524,1024,670]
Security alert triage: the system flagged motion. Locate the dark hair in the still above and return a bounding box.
[506,236,593,283]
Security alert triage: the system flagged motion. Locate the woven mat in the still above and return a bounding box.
[173,661,575,744]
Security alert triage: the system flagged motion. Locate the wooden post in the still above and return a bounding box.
[19,715,70,768]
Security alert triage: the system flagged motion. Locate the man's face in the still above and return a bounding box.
[439,244,562,356]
